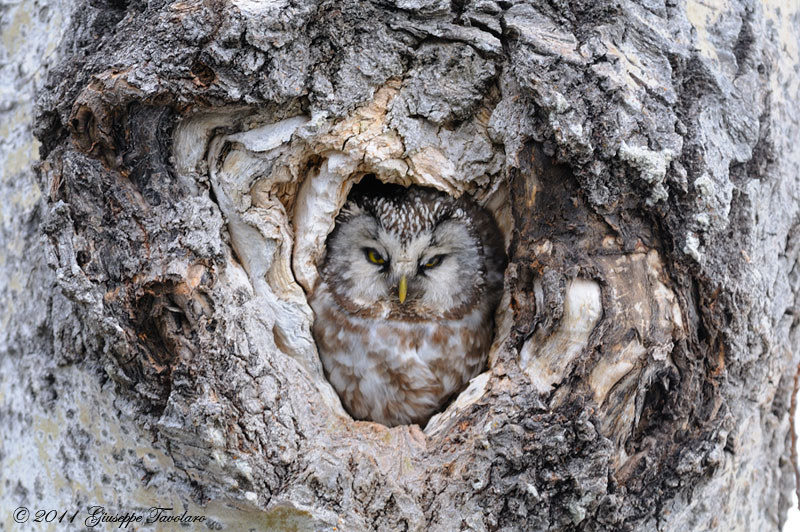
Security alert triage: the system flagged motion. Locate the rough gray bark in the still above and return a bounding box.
[2,0,799,531]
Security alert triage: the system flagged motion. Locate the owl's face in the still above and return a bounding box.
[319,180,501,320]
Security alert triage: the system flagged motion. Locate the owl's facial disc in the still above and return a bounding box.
[352,218,481,313]
[321,190,495,319]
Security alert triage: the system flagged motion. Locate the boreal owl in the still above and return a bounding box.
[310,177,506,427]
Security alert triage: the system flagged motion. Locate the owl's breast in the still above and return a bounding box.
[309,281,492,427]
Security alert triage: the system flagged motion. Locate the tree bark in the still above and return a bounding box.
[2,0,799,531]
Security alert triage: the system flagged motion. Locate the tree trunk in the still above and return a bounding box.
[2,0,799,531]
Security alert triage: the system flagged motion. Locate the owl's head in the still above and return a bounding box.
[319,177,505,319]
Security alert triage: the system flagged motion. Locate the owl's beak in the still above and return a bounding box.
[398,275,407,304]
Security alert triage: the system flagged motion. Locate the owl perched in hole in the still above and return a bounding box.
[310,177,506,427]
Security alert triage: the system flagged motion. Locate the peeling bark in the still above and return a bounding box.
[2,0,800,531]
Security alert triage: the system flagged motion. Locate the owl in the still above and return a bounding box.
[309,177,506,427]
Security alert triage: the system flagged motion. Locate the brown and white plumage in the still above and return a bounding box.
[310,177,505,427]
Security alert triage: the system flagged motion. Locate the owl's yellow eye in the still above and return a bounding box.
[365,248,386,265]
[422,255,444,269]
